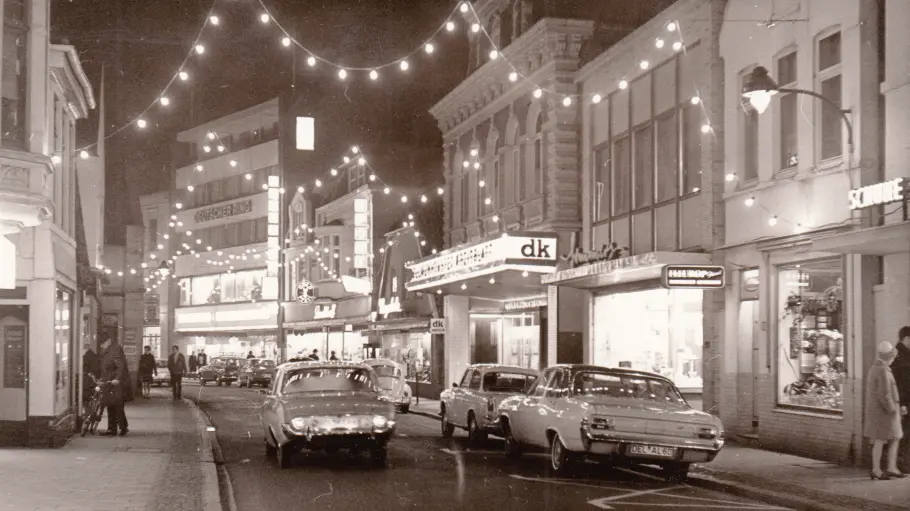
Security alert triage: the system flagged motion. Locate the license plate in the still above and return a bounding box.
[628,444,677,458]
[326,417,360,429]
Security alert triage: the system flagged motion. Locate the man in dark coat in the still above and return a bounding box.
[167,345,187,400]
[188,352,198,377]
[247,350,255,359]
[890,326,910,472]
[82,347,101,406]
[138,346,157,397]
[198,350,208,368]
[99,333,130,436]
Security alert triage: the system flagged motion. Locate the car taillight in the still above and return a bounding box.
[698,426,718,439]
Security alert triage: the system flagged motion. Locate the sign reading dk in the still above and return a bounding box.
[520,239,552,259]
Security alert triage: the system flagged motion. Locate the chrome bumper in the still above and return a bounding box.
[581,428,723,463]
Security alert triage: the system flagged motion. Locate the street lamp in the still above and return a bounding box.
[157,260,172,277]
[742,66,854,153]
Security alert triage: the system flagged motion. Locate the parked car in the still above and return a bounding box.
[259,361,396,469]
[239,358,276,388]
[152,359,170,387]
[440,364,538,443]
[198,357,244,386]
[363,359,412,413]
[497,364,725,481]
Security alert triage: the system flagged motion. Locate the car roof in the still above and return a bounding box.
[278,360,371,372]
[465,364,539,374]
[362,358,400,367]
[547,364,674,382]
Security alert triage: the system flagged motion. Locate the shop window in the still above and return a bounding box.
[593,145,610,221]
[1,0,28,150]
[612,136,631,215]
[682,103,702,194]
[777,51,798,170]
[592,288,703,392]
[777,258,845,412]
[54,288,73,415]
[655,112,678,202]
[740,66,759,182]
[633,125,654,209]
[817,31,842,161]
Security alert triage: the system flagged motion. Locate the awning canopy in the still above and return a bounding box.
[811,221,910,256]
[542,251,712,290]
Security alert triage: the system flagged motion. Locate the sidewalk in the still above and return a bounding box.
[0,389,220,511]
[408,398,440,420]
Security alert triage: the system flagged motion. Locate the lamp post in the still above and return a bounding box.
[157,260,171,278]
[742,66,854,155]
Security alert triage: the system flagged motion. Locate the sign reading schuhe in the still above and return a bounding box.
[194,199,253,223]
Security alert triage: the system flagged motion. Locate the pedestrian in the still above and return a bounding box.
[82,346,101,406]
[99,333,129,436]
[309,349,320,361]
[198,350,208,368]
[890,326,910,472]
[866,341,907,479]
[188,351,198,378]
[329,351,338,361]
[138,346,157,398]
[247,350,255,359]
[168,345,187,400]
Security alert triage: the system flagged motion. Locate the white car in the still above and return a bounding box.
[363,359,412,413]
[440,364,538,443]
[497,364,724,481]
[152,359,170,386]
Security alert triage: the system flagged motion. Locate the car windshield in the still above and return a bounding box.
[371,365,400,391]
[482,371,536,393]
[221,359,241,368]
[281,367,378,395]
[572,371,686,404]
[254,360,275,368]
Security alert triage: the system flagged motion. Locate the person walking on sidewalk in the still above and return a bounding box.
[138,346,157,398]
[865,341,907,480]
[188,351,198,379]
[100,333,130,436]
[168,346,187,400]
[890,326,910,472]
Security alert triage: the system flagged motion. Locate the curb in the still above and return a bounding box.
[409,408,441,421]
[185,397,238,511]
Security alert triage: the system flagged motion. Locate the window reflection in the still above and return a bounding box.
[178,269,266,305]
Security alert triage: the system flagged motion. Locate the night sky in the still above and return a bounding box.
[51,0,467,244]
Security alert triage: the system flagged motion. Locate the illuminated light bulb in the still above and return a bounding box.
[479,180,486,187]
[408,214,414,220]
[196,239,202,244]
[206,246,212,251]
[768,216,778,226]
[489,50,499,60]
[194,44,205,54]
[425,43,435,54]
[460,2,469,13]
[436,290,441,294]
[471,23,480,33]
[673,41,683,52]
[157,244,164,250]
[351,145,359,154]
[51,155,61,165]
[159,96,170,106]
[187,185,195,192]
[484,197,492,205]
[261,183,268,190]
[217,145,225,152]
[592,94,602,104]
[229,160,237,167]
[117,271,123,277]
[655,38,665,49]
[421,195,428,203]
[437,187,444,195]
[369,174,377,181]
[343,156,350,163]
[489,277,495,284]
[281,37,291,47]
[401,196,408,203]
[691,96,701,105]
[640,60,650,70]
[169,222,175,227]
[358,157,366,165]
[297,186,304,193]
[136,119,147,129]
[171,215,176,220]
[473,162,481,170]
[461,283,467,290]
[338,69,347,80]
[195,164,203,171]
[379,247,385,254]
[562,96,572,107]
[315,179,323,187]
[80,150,89,159]
[522,270,529,277]
[509,72,518,82]
[492,215,499,222]
[462,161,470,168]
[701,124,712,134]
[330,168,338,176]
[383,187,391,194]
[203,145,211,153]
[744,196,755,207]
[186,230,192,236]
[667,21,677,32]
[307,56,317,67]
[725,173,737,182]
[533,88,543,99]
[400,60,409,71]
[279,187,285,194]
[179,71,189,81]
[470,148,478,157]
[432,249,438,254]
[446,21,455,31]
[209,15,219,25]
[177,221,183,227]
[163,234,169,240]
[244,173,252,180]
[369,69,378,80]
[619,79,628,90]
[175,203,183,210]
[260,12,270,24]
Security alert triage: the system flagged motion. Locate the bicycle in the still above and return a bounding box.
[80,375,108,437]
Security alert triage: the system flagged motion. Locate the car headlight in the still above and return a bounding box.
[372,415,389,428]
[290,417,309,430]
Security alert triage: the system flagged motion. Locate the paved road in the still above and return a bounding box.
[188,382,790,511]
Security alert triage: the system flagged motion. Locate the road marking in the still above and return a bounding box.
[508,474,630,493]
[615,466,666,482]
[440,448,548,458]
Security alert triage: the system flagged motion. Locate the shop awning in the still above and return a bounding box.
[542,251,712,290]
[811,221,910,256]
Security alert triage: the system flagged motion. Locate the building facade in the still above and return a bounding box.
[166,99,282,359]
[717,0,897,464]
[99,226,145,385]
[0,5,96,446]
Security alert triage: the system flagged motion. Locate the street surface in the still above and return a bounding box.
[188,382,791,511]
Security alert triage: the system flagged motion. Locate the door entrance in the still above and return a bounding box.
[0,305,29,422]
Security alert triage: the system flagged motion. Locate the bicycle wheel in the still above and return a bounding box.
[90,400,104,434]
[80,409,92,437]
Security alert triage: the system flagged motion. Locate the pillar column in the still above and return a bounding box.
[443,295,469,388]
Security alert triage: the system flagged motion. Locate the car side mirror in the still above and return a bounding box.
[452,383,458,388]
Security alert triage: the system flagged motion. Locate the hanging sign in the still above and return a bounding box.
[847,178,905,210]
[295,279,315,304]
[662,265,726,289]
[429,318,445,335]
[504,298,547,311]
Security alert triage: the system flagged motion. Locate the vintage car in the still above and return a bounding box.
[440,364,538,443]
[199,357,244,386]
[239,358,276,388]
[363,359,412,413]
[497,364,724,481]
[152,359,170,386]
[259,361,396,469]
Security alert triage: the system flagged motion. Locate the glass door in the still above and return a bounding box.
[500,313,540,369]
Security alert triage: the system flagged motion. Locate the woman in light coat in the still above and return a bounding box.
[865,341,907,479]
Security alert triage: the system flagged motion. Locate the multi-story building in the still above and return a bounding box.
[410,0,675,386]
[283,158,400,362]
[139,191,172,359]
[0,4,96,445]
[717,0,905,465]
[167,99,282,359]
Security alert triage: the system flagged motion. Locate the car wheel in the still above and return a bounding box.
[400,405,409,414]
[370,445,388,466]
[467,413,487,444]
[502,420,522,459]
[276,443,293,469]
[440,407,455,439]
[239,381,245,388]
[265,439,276,458]
[549,433,574,475]
[664,462,690,484]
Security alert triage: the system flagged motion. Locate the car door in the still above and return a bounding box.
[260,369,282,439]
[541,369,572,447]
[452,370,475,427]
[462,369,483,424]
[511,369,555,445]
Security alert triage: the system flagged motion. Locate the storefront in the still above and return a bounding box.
[283,296,371,362]
[175,301,280,361]
[543,250,721,409]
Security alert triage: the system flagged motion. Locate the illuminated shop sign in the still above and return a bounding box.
[847,178,905,211]
[193,199,253,223]
[661,265,726,289]
[264,176,280,300]
[504,298,547,311]
[378,296,401,316]
[314,303,336,320]
[561,242,628,269]
[407,234,557,287]
[543,252,657,285]
[295,279,315,304]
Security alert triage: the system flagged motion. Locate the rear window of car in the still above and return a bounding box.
[281,367,378,395]
[372,365,400,378]
[482,372,536,393]
[572,371,685,404]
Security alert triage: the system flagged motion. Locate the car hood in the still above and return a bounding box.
[280,393,392,418]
